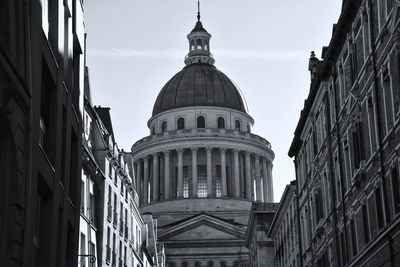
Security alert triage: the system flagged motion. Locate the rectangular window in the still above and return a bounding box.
[351,219,358,256]
[80,233,86,267]
[183,166,189,198]
[343,139,351,190]
[216,166,222,198]
[197,165,207,198]
[382,67,394,133]
[367,96,377,153]
[362,205,370,244]
[376,187,385,230]
[392,167,400,213]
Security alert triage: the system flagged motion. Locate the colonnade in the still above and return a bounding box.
[134,147,274,204]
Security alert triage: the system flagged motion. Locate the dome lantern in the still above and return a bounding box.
[184,1,215,66]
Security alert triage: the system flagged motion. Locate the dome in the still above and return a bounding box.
[152,63,248,116]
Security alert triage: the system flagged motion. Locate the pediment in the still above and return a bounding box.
[158,213,246,241]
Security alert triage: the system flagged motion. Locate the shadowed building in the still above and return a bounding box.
[131,6,275,266]
[289,1,400,266]
[0,0,85,266]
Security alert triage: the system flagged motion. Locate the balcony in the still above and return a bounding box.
[133,128,272,156]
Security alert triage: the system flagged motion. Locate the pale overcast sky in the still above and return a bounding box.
[85,0,343,202]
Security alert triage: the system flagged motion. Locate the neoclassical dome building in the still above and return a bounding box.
[131,9,274,266]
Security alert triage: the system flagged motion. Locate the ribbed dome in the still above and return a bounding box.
[152,64,248,116]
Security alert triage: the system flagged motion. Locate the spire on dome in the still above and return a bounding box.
[197,0,201,21]
[184,1,215,66]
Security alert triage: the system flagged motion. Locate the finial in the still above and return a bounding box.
[197,0,201,21]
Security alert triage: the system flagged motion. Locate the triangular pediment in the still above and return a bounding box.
[158,213,246,241]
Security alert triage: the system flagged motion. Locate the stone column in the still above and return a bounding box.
[245,152,252,201]
[152,153,159,202]
[262,158,269,203]
[220,148,227,197]
[233,149,240,198]
[164,151,171,200]
[255,155,262,202]
[206,147,213,197]
[177,148,184,198]
[191,147,198,198]
[136,160,142,202]
[143,157,149,204]
[267,162,274,202]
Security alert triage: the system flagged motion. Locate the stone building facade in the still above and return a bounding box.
[245,203,278,267]
[268,181,299,267]
[289,0,400,266]
[0,0,85,266]
[89,106,161,267]
[131,9,275,267]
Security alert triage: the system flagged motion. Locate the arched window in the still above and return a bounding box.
[161,121,167,133]
[247,124,251,133]
[197,116,205,128]
[151,126,155,134]
[197,38,202,49]
[190,40,195,51]
[235,120,241,131]
[177,117,185,130]
[217,117,225,129]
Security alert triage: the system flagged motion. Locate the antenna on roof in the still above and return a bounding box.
[197,0,201,21]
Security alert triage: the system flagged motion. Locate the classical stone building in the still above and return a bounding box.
[0,1,85,266]
[289,0,400,266]
[245,202,278,267]
[131,9,275,266]
[268,181,299,267]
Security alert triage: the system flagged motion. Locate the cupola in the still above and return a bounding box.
[184,1,215,66]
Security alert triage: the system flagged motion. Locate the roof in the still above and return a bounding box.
[152,63,248,116]
[191,20,208,33]
[94,106,115,143]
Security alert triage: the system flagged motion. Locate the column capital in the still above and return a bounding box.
[245,151,252,156]
[152,152,159,157]
[233,148,240,153]
[205,147,213,152]
[220,147,227,153]
[191,147,198,152]
[177,148,185,153]
[163,150,171,155]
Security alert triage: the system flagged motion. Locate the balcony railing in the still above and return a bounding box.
[133,128,272,150]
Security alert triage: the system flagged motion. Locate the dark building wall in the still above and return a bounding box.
[289,1,400,266]
[0,0,85,266]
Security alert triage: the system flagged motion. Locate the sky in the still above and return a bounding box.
[85,0,343,202]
